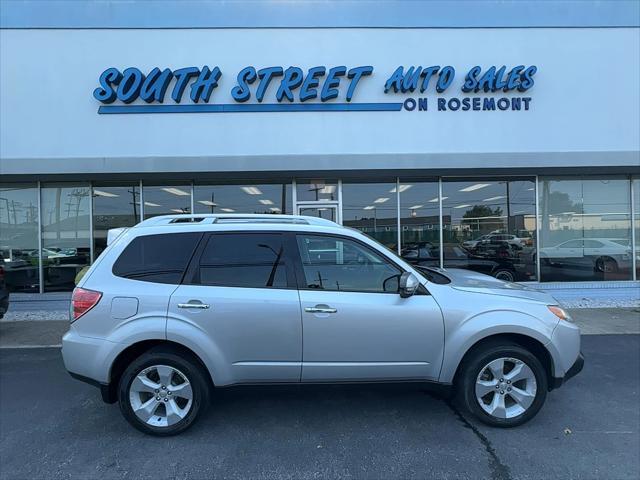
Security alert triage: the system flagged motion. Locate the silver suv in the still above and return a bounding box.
[62,214,583,436]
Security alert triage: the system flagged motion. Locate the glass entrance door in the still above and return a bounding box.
[296,204,339,223]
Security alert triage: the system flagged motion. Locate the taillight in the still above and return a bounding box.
[71,287,102,322]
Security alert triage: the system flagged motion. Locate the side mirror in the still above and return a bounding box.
[399,272,420,298]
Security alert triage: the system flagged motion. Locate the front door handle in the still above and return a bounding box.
[305,305,337,314]
[178,302,210,309]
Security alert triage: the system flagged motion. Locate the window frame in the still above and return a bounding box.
[182,231,298,290]
[290,231,426,295]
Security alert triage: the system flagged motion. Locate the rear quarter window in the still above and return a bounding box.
[112,232,201,284]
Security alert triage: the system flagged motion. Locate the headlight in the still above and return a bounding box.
[548,305,572,322]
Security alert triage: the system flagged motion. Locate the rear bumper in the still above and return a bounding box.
[550,352,584,390]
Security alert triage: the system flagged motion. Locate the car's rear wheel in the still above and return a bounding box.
[118,349,209,436]
[457,343,547,427]
[493,269,515,282]
[595,256,618,273]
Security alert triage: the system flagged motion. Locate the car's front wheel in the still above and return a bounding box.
[457,342,547,427]
[118,348,210,436]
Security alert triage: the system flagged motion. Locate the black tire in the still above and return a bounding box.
[456,342,548,428]
[595,256,618,273]
[493,269,515,282]
[118,347,210,436]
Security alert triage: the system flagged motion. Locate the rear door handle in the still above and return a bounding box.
[178,302,210,309]
[305,305,337,314]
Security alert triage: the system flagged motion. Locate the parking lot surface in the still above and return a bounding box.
[0,335,638,480]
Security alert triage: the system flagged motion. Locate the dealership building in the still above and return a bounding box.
[1,0,639,294]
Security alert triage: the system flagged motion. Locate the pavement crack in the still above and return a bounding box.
[444,398,512,480]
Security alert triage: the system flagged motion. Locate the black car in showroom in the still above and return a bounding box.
[401,242,535,282]
[0,258,9,319]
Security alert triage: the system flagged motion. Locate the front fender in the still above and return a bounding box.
[439,309,559,384]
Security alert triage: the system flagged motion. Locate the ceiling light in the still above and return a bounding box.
[162,187,190,196]
[409,205,423,210]
[170,209,185,213]
[453,204,472,209]
[319,185,336,194]
[269,207,281,212]
[241,186,262,195]
[459,183,491,192]
[527,188,535,191]
[373,197,389,203]
[144,202,160,207]
[483,196,507,202]
[428,196,448,202]
[390,185,412,193]
[220,208,235,212]
[93,189,119,198]
[363,206,375,210]
[259,199,274,205]
[197,200,217,206]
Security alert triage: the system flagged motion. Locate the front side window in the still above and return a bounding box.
[113,232,201,284]
[196,233,287,288]
[296,234,401,293]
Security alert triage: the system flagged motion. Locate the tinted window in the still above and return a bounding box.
[560,240,583,248]
[296,235,401,293]
[196,233,287,288]
[113,232,201,284]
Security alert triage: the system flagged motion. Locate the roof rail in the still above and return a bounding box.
[135,213,339,228]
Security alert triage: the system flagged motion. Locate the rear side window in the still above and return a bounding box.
[113,233,201,284]
[195,233,288,288]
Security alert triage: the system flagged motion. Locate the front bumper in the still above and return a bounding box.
[550,352,584,390]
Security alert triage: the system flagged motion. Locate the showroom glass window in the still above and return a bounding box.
[442,179,537,282]
[142,184,191,219]
[538,177,632,282]
[0,184,40,292]
[194,183,292,215]
[341,182,399,251]
[93,183,141,258]
[397,180,440,266]
[41,184,91,291]
[295,179,339,202]
[634,178,640,279]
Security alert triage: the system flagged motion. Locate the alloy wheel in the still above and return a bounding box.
[129,365,193,427]
[475,357,537,419]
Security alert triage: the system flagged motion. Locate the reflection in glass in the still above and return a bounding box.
[341,182,398,251]
[0,184,40,292]
[41,184,91,291]
[442,179,537,282]
[635,178,640,279]
[539,178,632,282]
[193,183,291,214]
[295,180,338,202]
[398,181,440,265]
[93,184,140,258]
[298,207,336,221]
[143,185,191,219]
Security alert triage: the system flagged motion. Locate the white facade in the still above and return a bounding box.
[1,27,638,175]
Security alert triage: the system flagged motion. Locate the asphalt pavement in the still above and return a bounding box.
[0,335,638,480]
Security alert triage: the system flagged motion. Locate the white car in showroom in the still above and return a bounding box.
[539,237,632,273]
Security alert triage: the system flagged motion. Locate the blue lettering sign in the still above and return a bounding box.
[92,63,537,115]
